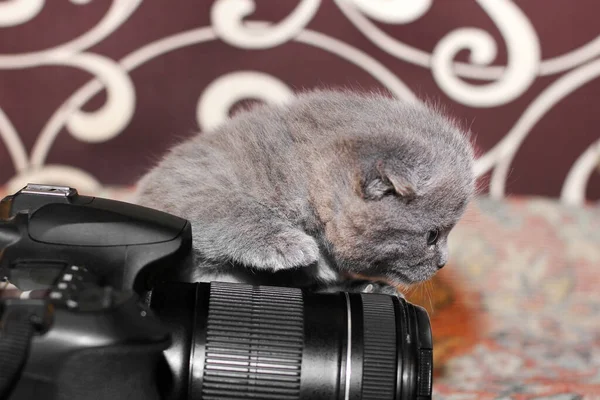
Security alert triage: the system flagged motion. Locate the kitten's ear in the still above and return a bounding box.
[361,161,416,201]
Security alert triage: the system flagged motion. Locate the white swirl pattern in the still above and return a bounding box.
[0,1,598,204]
[0,0,141,67]
[0,107,27,172]
[487,58,600,199]
[348,0,432,24]
[0,0,44,27]
[431,0,540,107]
[561,138,600,205]
[336,0,600,80]
[211,0,321,49]
[197,71,294,131]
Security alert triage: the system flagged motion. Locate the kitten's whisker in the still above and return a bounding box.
[407,283,419,295]
[399,282,411,296]
[467,117,477,135]
[426,280,434,313]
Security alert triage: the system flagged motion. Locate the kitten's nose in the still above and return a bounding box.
[438,244,448,269]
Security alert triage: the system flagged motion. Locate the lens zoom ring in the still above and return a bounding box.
[203,282,303,400]
[361,294,397,400]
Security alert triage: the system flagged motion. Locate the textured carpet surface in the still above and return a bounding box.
[407,197,600,399]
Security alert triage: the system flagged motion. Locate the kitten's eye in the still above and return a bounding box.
[426,229,439,246]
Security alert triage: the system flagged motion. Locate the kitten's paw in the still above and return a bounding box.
[242,228,320,271]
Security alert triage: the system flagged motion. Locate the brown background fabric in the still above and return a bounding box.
[0,1,599,202]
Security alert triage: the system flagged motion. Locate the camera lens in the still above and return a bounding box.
[150,282,433,400]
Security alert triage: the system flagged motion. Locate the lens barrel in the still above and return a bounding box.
[151,281,433,400]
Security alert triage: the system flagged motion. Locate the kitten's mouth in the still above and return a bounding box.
[391,260,439,285]
[407,255,435,268]
[343,256,437,285]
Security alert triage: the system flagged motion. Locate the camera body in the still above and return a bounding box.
[0,184,193,293]
[0,184,191,400]
[0,185,434,400]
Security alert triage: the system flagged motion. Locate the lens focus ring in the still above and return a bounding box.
[360,294,397,400]
[202,282,303,400]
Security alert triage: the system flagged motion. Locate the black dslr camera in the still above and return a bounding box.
[0,184,433,400]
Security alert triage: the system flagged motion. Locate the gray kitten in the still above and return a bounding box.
[134,89,475,295]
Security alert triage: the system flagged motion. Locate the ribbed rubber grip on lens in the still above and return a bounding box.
[202,282,304,400]
[360,294,397,400]
[418,349,433,397]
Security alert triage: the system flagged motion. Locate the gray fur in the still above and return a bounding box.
[134,89,475,293]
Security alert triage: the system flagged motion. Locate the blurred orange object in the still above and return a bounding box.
[404,266,486,377]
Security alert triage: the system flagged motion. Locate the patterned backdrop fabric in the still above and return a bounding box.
[0,0,599,203]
